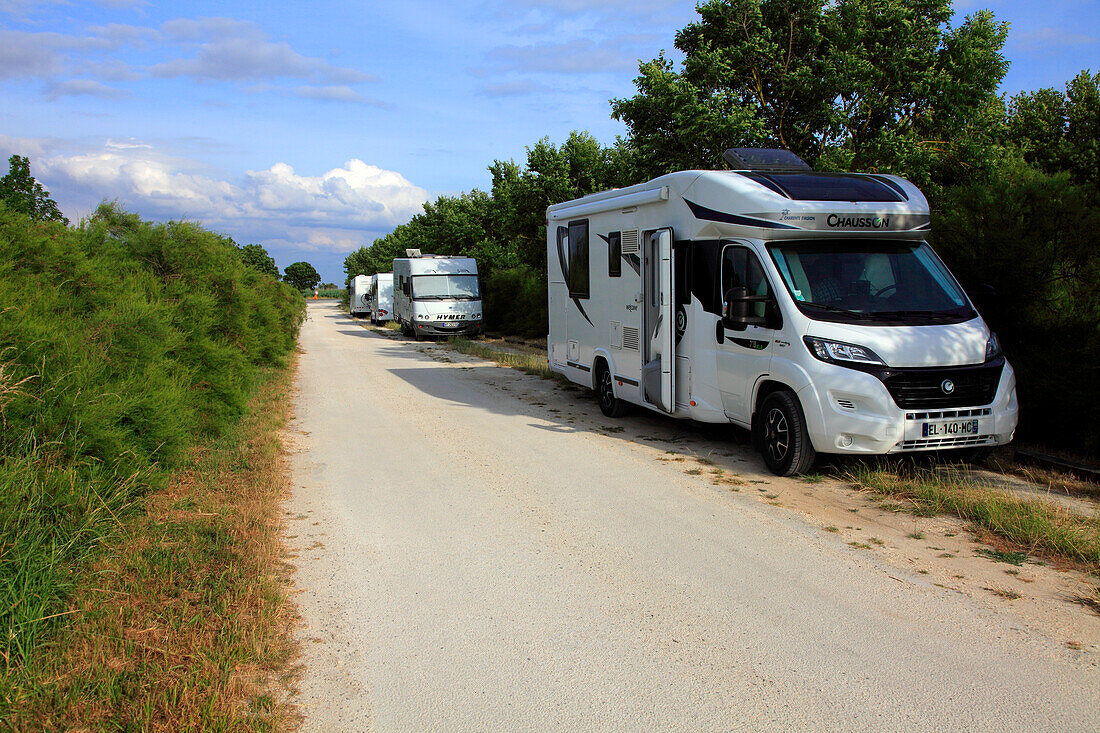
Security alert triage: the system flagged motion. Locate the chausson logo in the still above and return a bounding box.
[941,379,955,395]
[827,214,890,229]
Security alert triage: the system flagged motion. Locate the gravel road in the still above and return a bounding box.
[287,301,1097,731]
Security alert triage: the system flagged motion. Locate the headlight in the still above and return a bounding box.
[804,336,886,366]
[985,332,1002,360]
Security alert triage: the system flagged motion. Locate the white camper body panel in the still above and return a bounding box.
[546,169,1018,466]
[370,273,394,323]
[349,274,371,317]
[392,256,483,337]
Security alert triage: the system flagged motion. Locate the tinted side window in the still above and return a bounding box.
[722,246,773,318]
[608,231,621,278]
[568,220,589,299]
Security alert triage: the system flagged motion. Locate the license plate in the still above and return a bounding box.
[922,419,980,438]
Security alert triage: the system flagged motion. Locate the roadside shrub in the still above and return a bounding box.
[0,204,304,672]
[483,265,547,339]
[933,164,1100,457]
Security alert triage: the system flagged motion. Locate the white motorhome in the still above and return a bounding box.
[349,274,371,318]
[546,148,1018,476]
[370,272,394,324]
[392,252,482,339]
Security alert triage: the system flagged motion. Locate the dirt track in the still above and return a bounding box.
[286,301,1098,731]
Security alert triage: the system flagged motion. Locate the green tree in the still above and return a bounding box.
[0,155,69,224]
[283,261,321,291]
[933,161,1100,453]
[1007,70,1100,188]
[238,243,279,277]
[611,0,1009,192]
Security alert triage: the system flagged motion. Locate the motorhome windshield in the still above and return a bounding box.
[767,241,975,325]
[411,274,480,300]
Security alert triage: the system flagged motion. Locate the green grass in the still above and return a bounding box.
[0,205,303,726]
[847,465,1100,571]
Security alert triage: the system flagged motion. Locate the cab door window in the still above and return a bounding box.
[721,245,775,320]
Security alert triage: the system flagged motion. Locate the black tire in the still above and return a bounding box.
[595,363,630,418]
[755,391,816,476]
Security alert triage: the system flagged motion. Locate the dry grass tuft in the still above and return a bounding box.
[847,464,1100,573]
[9,363,300,731]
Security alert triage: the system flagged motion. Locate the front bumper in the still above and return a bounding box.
[413,321,482,336]
[797,360,1018,455]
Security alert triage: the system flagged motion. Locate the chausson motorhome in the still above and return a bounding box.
[349,274,371,318]
[370,272,394,324]
[546,148,1017,476]
[392,252,482,339]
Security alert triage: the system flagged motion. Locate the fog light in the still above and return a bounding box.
[840,434,853,447]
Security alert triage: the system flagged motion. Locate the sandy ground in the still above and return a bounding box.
[285,301,1098,731]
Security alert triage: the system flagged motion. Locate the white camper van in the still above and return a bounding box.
[392,252,482,339]
[370,272,394,324]
[349,274,371,318]
[546,148,1018,476]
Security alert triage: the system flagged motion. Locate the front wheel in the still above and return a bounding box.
[596,364,630,418]
[755,391,816,476]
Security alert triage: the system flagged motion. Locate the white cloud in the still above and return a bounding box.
[3,138,428,253]
[1010,27,1098,53]
[292,85,382,104]
[46,79,129,100]
[488,37,653,74]
[480,79,554,96]
[153,17,374,84]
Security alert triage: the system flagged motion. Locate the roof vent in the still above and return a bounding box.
[722,148,811,173]
[405,248,422,257]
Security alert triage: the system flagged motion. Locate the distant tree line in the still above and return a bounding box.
[343,0,1099,456]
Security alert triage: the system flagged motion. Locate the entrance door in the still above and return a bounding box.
[642,228,675,413]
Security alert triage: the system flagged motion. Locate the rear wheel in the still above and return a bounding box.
[596,363,630,418]
[756,391,816,476]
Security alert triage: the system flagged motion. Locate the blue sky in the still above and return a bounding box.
[2,0,1097,282]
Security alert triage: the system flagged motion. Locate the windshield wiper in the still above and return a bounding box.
[865,309,955,320]
[802,302,872,319]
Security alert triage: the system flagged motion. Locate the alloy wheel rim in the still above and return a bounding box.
[766,408,789,462]
[599,371,613,408]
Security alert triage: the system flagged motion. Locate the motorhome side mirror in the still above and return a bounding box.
[722,287,767,329]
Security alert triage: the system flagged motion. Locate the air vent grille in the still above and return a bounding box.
[621,229,640,254]
[622,326,640,351]
[836,399,856,410]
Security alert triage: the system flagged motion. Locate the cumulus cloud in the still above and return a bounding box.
[8,138,428,252]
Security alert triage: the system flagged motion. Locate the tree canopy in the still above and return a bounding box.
[238,243,279,277]
[0,155,69,225]
[283,261,321,291]
[610,0,1010,193]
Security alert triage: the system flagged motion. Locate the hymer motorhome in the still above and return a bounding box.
[349,274,371,318]
[393,252,482,338]
[546,149,1017,475]
[370,272,394,324]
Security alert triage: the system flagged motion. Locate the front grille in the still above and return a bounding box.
[894,435,996,451]
[880,360,1003,409]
